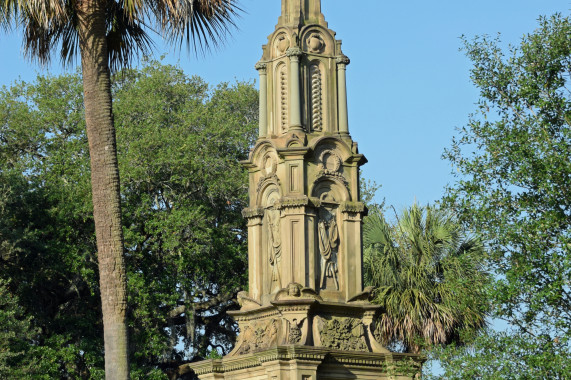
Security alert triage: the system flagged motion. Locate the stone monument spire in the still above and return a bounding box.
[278,0,327,28]
[249,0,358,307]
[188,2,424,378]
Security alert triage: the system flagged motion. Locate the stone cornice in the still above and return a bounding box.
[187,346,425,376]
[339,201,366,214]
[242,207,265,219]
[276,146,310,158]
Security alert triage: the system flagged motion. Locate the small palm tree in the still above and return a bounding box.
[1,1,239,378]
[364,204,489,354]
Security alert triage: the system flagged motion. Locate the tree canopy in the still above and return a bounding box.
[0,60,257,379]
[439,13,571,378]
[1,1,242,377]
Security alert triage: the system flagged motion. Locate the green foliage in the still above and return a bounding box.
[441,13,571,377]
[363,204,489,354]
[0,279,37,378]
[359,178,385,215]
[426,330,571,379]
[0,60,257,377]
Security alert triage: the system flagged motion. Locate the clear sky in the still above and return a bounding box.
[0,0,568,209]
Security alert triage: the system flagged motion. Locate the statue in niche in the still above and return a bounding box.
[318,207,339,290]
[266,205,282,292]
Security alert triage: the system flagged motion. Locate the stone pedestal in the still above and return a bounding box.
[192,346,421,380]
[188,287,423,379]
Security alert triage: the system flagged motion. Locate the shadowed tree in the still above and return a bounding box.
[0,1,240,378]
[363,204,489,354]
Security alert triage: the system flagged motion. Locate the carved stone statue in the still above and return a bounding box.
[318,209,339,290]
[266,207,282,291]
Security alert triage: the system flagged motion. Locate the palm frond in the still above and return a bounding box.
[106,1,154,72]
[365,204,490,353]
[147,0,241,54]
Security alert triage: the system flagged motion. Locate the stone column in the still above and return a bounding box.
[255,61,268,137]
[340,202,365,301]
[286,47,304,131]
[336,55,351,135]
[243,208,265,302]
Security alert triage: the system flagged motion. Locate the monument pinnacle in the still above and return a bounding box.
[278,0,327,27]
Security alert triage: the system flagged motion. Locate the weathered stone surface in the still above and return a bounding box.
[187,346,423,380]
[189,1,424,378]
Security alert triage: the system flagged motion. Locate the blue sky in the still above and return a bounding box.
[0,0,568,209]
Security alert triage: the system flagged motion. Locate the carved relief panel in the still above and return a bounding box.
[315,316,368,352]
[275,33,290,57]
[317,206,339,290]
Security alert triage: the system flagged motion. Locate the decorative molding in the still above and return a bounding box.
[256,174,281,194]
[279,65,288,133]
[237,291,262,311]
[347,286,375,304]
[242,207,265,219]
[310,64,323,132]
[231,308,281,323]
[187,346,424,375]
[277,196,310,209]
[339,201,366,214]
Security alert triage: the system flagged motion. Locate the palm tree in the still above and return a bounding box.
[1,1,239,378]
[363,204,489,354]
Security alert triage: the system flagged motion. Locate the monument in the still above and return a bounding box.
[189,1,423,378]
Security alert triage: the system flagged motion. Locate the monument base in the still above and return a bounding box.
[188,346,422,380]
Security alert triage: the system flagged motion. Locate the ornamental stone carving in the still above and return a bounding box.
[266,206,282,292]
[274,282,322,301]
[287,319,303,344]
[286,46,303,57]
[237,318,280,355]
[278,64,288,133]
[317,317,368,351]
[307,33,325,53]
[255,61,267,72]
[318,208,339,290]
[319,149,342,173]
[310,64,323,132]
[257,155,281,193]
[336,54,350,65]
[275,33,290,55]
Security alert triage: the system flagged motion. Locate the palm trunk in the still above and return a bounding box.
[77,0,130,378]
